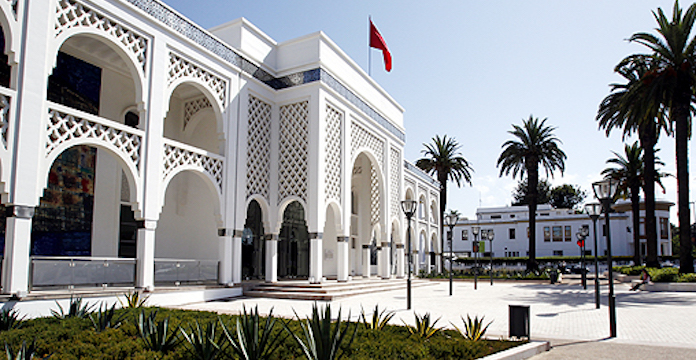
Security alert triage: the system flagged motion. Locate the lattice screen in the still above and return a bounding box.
[168,53,226,106]
[278,101,309,204]
[324,105,342,203]
[389,147,400,217]
[183,96,212,131]
[370,164,380,226]
[55,0,148,72]
[163,143,223,191]
[46,108,142,170]
[246,95,271,201]
[350,120,383,168]
[0,94,9,148]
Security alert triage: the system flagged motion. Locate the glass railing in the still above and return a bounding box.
[30,256,136,289]
[154,259,219,286]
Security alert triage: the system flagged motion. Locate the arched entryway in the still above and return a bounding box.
[242,200,265,280]
[350,152,384,277]
[278,201,309,279]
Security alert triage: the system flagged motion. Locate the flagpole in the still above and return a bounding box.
[368,16,372,76]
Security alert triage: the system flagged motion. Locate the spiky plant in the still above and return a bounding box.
[284,303,357,360]
[452,315,492,341]
[119,290,149,308]
[220,305,287,360]
[0,309,25,331]
[89,302,125,332]
[137,309,182,353]
[180,320,226,360]
[402,312,442,339]
[4,340,36,360]
[360,305,394,330]
[51,296,94,319]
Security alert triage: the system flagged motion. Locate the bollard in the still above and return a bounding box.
[509,305,530,338]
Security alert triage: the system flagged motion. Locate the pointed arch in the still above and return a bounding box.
[160,169,222,227]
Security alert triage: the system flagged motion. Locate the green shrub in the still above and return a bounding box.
[614,265,645,276]
[136,309,182,353]
[360,305,394,331]
[452,315,492,341]
[678,273,696,282]
[220,305,287,360]
[285,303,357,360]
[403,312,441,340]
[648,267,679,282]
[180,320,226,360]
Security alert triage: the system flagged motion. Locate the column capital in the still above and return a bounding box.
[136,220,157,230]
[337,236,350,242]
[309,232,323,240]
[217,228,241,237]
[5,205,34,219]
[395,243,405,249]
[265,234,278,241]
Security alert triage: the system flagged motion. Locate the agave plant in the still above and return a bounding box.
[4,340,36,360]
[452,314,492,341]
[119,290,149,309]
[220,305,287,360]
[360,305,394,331]
[137,309,182,353]
[51,296,94,319]
[284,303,357,360]
[180,320,226,360]
[90,302,125,332]
[402,312,442,339]
[0,308,25,331]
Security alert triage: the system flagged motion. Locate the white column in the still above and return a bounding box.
[232,232,242,284]
[2,207,34,296]
[435,253,442,273]
[309,233,323,284]
[265,235,278,283]
[337,236,349,282]
[218,228,233,286]
[412,251,419,276]
[136,220,157,290]
[396,244,405,278]
[376,246,383,278]
[362,244,370,278]
[381,241,391,279]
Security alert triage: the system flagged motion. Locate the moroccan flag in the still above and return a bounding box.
[577,239,585,248]
[369,19,392,72]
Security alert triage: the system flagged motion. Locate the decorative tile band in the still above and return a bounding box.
[124,0,404,141]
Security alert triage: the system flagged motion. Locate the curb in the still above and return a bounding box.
[479,341,550,360]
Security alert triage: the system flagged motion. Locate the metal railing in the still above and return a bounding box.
[30,256,136,290]
[154,259,219,286]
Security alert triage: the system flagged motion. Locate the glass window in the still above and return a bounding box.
[509,228,515,239]
[461,229,468,241]
[544,226,551,242]
[660,218,669,239]
[552,226,563,242]
[564,226,572,242]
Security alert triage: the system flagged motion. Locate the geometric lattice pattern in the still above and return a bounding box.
[324,104,342,203]
[46,108,142,170]
[55,0,148,72]
[168,52,226,106]
[163,142,224,191]
[183,96,212,131]
[246,95,271,201]
[351,120,383,168]
[390,147,400,218]
[370,164,380,226]
[0,94,9,148]
[278,101,309,204]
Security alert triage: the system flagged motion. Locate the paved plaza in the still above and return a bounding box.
[176,280,696,359]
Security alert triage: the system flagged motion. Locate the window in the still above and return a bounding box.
[510,214,516,218]
[639,217,645,236]
[552,226,563,242]
[461,229,468,241]
[491,215,502,219]
[602,224,606,236]
[564,226,572,242]
[543,226,551,242]
[553,250,564,256]
[509,228,516,239]
[526,227,529,238]
[660,218,669,239]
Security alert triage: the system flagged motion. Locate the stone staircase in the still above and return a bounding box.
[243,278,437,301]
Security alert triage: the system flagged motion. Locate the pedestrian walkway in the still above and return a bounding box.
[174,280,696,359]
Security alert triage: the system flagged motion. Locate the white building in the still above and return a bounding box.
[448,200,673,260]
[0,0,440,298]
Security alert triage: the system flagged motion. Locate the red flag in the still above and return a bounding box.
[577,239,585,248]
[369,19,392,72]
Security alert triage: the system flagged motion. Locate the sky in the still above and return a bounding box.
[165,0,693,222]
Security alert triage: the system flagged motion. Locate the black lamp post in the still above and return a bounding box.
[444,212,459,296]
[401,199,418,310]
[585,202,602,309]
[575,227,588,290]
[472,225,480,290]
[487,229,495,285]
[592,179,618,338]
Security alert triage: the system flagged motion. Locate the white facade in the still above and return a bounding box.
[0,0,440,297]
[449,201,673,259]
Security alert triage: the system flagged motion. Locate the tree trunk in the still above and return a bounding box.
[630,184,641,266]
[641,131,659,268]
[439,173,447,274]
[674,95,694,273]
[527,162,539,271]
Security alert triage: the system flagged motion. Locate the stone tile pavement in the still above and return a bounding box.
[174,280,696,359]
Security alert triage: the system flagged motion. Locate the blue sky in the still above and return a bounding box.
[165,0,691,221]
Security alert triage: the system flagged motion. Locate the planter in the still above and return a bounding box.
[643,282,696,292]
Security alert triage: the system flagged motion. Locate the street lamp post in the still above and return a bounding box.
[472,225,480,290]
[488,229,495,285]
[592,179,618,338]
[401,199,418,310]
[444,212,459,296]
[585,203,602,309]
[575,227,588,290]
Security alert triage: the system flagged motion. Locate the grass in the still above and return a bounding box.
[0,307,525,359]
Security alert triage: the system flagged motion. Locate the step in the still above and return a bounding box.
[243,279,437,301]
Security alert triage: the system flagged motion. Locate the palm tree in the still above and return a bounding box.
[497,116,566,271]
[597,55,670,268]
[626,1,696,273]
[416,135,474,273]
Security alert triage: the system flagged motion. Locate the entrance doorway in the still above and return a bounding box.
[242,200,265,280]
[278,201,309,278]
